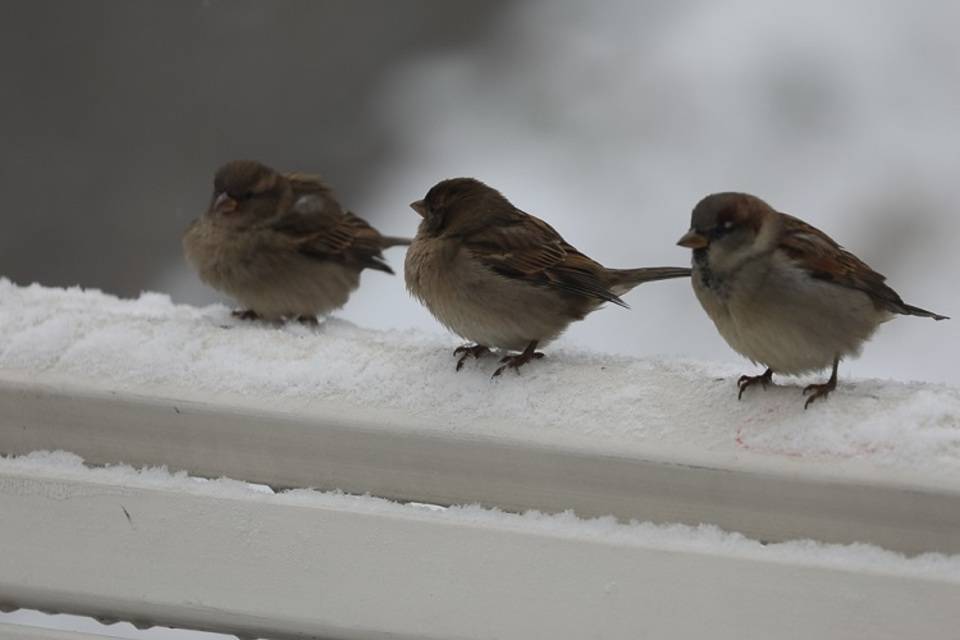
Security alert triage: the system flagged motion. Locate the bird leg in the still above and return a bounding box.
[803,357,839,410]
[737,368,774,400]
[231,309,261,321]
[297,315,320,327]
[453,344,491,371]
[492,341,545,378]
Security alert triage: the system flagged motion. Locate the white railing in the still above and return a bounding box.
[1,282,959,638]
[2,371,959,556]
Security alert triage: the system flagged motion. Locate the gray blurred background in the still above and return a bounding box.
[2,0,958,390]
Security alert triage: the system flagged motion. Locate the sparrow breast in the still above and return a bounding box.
[405,235,584,351]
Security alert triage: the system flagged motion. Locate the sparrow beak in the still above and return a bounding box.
[213,192,238,214]
[410,200,427,217]
[677,230,709,249]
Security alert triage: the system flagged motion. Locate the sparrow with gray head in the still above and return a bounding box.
[677,192,948,408]
[406,177,691,376]
[183,160,410,324]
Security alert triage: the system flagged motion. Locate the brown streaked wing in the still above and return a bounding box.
[464,211,626,306]
[778,213,907,312]
[285,172,335,194]
[271,180,392,272]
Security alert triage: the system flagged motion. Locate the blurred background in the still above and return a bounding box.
[2,0,958,391]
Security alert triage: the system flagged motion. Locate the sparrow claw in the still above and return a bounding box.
[491,347,545,378]
[737,368,774,400]
[231,309,261,321]
[802,380,837,410]
[453,345,491,371]
[297,315,320,327]
[491,363,512,378]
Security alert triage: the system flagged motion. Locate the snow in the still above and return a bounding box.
[2,279,960,478]
[3,450,959,581]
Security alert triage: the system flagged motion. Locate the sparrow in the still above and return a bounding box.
[405,177,692,376]
[183,160,410,323]
[677,192,948,408]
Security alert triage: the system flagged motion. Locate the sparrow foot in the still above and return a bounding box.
[492,341,544,378]
[802,356,840,410]
[297,315,320,327]
[802,379,837,409]
[737,368,774,400]
[231,309,261,321]
[453,344,491,371]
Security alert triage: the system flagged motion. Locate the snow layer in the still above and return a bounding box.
[3,450,959,581]
[1,279,959,477]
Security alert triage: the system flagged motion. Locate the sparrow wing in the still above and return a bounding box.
[778,214,918,315]
[270,175,393,273]
[464,210,627,306]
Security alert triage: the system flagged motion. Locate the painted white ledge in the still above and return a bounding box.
[0,623,127,640]
[2,369,960,556]
[1,458,958,640]
[0,281,959,555]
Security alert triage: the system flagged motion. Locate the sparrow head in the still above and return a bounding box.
[410,177,513,236]
[207,160,285,224]
[677,192,777,273]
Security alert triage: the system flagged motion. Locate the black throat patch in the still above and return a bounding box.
[693,249,713,289]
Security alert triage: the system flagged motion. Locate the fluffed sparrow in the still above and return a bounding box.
[677,192,948,408]
[406,177,691,375]
[183,160,410,323]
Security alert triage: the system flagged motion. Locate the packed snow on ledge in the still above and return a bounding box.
[3,450,959,579]
[1,279,959,474]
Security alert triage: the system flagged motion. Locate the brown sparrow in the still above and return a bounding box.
[677,192,948,408]
[405,177,692,376]
[183,160,410,323]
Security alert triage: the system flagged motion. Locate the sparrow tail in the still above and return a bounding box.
[365,258,395,275]
[607,266,692,296]
[380,235,413,248]
[898,303,949,321]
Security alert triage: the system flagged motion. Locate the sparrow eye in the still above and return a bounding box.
[711,220,737,239]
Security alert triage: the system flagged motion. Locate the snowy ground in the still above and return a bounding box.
[2,279,959,479]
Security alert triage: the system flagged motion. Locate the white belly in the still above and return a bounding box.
[184,221,360,319]
[405,238,588,351]
[692,255,890,375]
